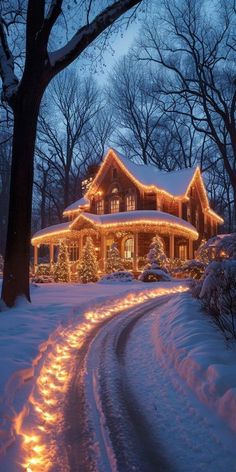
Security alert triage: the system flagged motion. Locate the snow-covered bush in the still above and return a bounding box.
[78,237,98,283]
[139,268,171,283]
[180,259,206,280]
[54,241,70,283]
[106,243,124,273]
[193,260,236,339]
[139,235,170,282]
[31,275,54,283]
[99,271,134,283]
[196,234,236,263]
[147,235,167,269]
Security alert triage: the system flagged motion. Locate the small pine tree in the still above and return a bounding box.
[106,243,124,273]
[54,241,70,282]
[78,236,98,283]
[147,235,167,269]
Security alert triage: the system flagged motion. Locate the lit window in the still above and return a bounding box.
[96,200,104,215]
[126,194,136,211]
[179,244,187,260]
[110,198,120,213]
[68,244,79,261]
[124,238,134,259]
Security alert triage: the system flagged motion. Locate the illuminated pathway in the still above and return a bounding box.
[15,285,188,471]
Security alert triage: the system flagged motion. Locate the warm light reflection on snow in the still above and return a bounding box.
[16,285,188,471]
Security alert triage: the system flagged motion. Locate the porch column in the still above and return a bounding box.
[100,234,106,272]
[34,245,38,273]
[189,239,193,259]
[49,243,54,271]
[79,235,83,258]
[133,233,139,272]
[178,201,182,218]
[170,234,175,259]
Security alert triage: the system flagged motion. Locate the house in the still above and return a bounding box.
[31,148,223,273]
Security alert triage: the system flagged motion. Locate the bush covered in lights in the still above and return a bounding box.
[196,234,236,263]
[78,236,98,283]
[139,235,170,282]
[106,243,124,273]
[54,241,70,283]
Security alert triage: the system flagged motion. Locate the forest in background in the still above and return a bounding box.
[1,0,235,257]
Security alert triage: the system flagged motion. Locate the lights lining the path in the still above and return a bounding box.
[16,285,188,471]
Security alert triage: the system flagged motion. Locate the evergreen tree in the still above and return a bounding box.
[78,237,98,283]
[106,243,124,273]
[147,235,167,269]
[196,239,211,264]
[54,241,70,283]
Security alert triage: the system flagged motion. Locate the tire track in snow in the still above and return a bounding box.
[64,295,172,472]
[124,300,236,472]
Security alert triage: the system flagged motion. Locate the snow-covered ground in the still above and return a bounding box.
[0,281,236,471]
[125,293,236,471]
[0,280,183,462]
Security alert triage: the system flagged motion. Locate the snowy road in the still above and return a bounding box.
[63,293,236,472]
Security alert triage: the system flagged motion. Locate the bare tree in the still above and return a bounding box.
[34,69,113,226]
[137,0,236,222]
[0,0,144,306]
[108,55,208,170]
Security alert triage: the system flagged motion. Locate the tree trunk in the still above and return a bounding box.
[1,94,41,307]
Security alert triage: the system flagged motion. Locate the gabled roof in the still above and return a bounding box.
[85,148,198,199]
[113,150,197,196]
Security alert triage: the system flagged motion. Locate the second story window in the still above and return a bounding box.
[96,199,104,215]
[110,198,120,213]
[126,194,136,211]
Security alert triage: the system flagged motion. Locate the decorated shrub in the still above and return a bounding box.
[196,234,236,263]
[139,235,170,282]
[54,241,70,283]
[78,236,98,283]
[180,259,206,280]
[99,271,134,283]
[106,243,124,273]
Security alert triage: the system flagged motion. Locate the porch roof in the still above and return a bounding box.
[32,210,198,245]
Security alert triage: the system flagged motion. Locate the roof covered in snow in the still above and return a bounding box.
[64,196,90,213]
[32,210,198,243]
[72,210,197,235]
[32,222,70,241]
[113,150,196,196]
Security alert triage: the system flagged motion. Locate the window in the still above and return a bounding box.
[124,238,134,259]
[68,244,79,261]
[96,199,104,215]
[110,198,120,213]
[111,186,119,194]
[179,244,187,260]
[126,194,136,211]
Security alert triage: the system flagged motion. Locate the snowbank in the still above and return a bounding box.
[154,292,236,432]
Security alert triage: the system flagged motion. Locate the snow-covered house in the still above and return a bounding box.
[31,148,223,273]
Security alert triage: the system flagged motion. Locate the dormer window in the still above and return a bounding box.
[96,200,104,215]
[126,194,136,211]
[111,186,119,194]
[110,198,120,213]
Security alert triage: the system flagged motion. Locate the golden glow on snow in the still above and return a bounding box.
[17,285,189,471]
